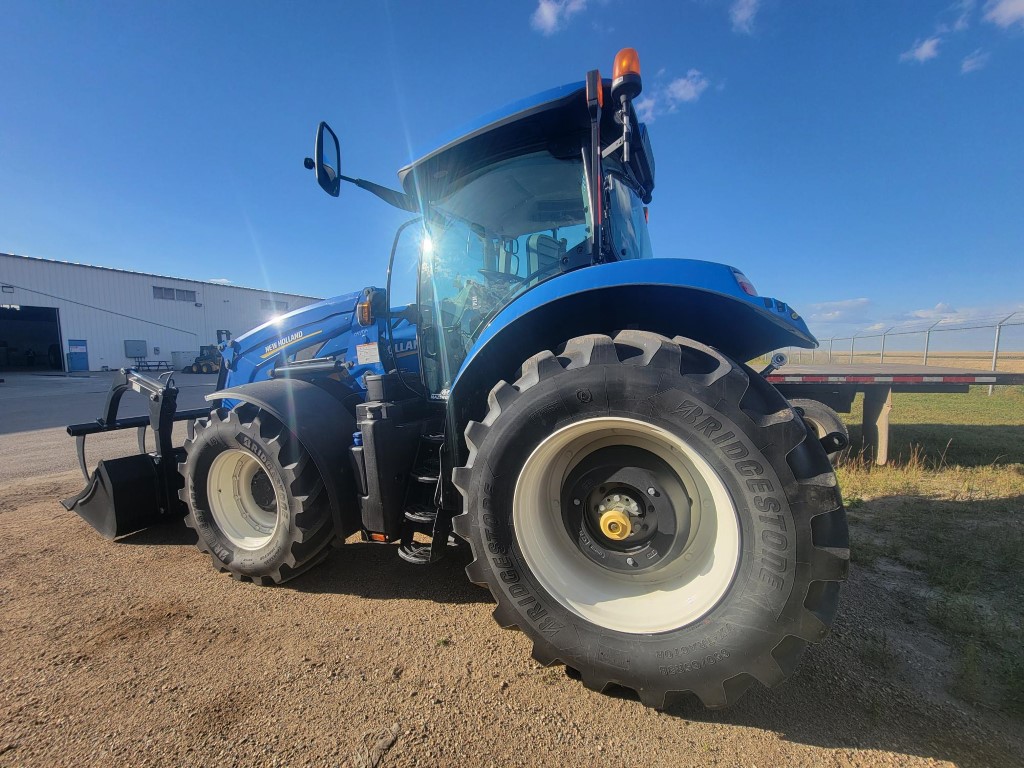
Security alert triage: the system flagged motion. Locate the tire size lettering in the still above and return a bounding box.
[659,649,731,676]
[656,624,731,659]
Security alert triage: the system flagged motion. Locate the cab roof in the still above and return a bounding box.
[399,80,612,202]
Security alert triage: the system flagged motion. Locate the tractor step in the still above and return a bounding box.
[404,503,437,524]
[396,429,445,564]
[397,541,436,565]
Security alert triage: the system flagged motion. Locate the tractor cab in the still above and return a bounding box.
[310,50,656,400]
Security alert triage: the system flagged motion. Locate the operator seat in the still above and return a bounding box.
[526,234,565,281]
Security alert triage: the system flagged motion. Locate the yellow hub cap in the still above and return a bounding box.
[599,508,632,540]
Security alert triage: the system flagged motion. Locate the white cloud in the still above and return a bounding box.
[637,69,710,122]
[666,70,710,103]
[909,301,958,320]
[530,0,588,36]
[208,278,233,284]
[983,0,1024,27]
[634,96,657,123]
[961,48,991,72]
[729,0,760,34]
[809,298,872,323]
[952,0,976,30]
[900,37,942,63]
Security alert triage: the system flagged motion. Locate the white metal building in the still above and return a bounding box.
[0,252,321,372]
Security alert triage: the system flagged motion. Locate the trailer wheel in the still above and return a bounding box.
[452,332,848,709]
[790,398,849,463]
[179,405,335,584]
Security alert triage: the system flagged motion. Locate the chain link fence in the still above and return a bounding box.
[774,312,1024,374]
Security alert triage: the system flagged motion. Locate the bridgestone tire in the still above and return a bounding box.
[179,405,335,585]
[790,398,849,463]
[452,332,848,710]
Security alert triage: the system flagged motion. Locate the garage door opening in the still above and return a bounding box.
[0,305,64,372]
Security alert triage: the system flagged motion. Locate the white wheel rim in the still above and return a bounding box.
[513,417,740,634]
[802,415,825,438]
[207,448,283,550]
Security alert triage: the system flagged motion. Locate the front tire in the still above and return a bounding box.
[179,405,335,585]
[452,332,848,709]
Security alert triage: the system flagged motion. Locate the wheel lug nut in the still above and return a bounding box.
[626,557,637,567]
[647,487,656,496]
[573,498,580,506]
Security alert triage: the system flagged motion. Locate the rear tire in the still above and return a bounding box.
[179,405,335,584]
[452,332,848,709]
[790,398,849,463]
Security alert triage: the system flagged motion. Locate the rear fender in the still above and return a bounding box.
[447,258,816,456]
[211,379,360,538]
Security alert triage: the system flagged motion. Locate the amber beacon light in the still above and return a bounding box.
[611,47,642,100]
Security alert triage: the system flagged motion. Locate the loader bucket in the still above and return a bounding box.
[62,454,162,539]
[63,369,209,539]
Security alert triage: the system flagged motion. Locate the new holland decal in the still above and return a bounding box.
[260,329,323,359]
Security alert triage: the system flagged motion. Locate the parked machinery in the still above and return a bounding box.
[64,49,848,710]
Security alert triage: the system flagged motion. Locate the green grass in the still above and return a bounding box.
[835,385,1024,715]
[843,386,1024,468]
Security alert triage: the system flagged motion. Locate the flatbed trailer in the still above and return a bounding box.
[767,364,1024,464]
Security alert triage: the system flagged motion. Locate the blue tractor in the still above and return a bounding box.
[65,49,848,710]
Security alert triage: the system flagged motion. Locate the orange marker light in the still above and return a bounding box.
[612,48,641,80]
[356,301,373,326]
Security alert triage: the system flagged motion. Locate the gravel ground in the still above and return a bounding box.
[1,382,1022,767]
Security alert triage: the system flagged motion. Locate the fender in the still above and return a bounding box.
[447,258,816,436]
[209,379,360,538]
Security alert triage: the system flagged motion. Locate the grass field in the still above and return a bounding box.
[836,385,1024,715]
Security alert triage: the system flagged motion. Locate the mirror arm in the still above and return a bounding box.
[339,175,420,212]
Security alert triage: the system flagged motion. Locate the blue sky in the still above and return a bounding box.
[2,0,1022,343]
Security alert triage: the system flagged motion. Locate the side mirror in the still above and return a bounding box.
[312,121,341,197]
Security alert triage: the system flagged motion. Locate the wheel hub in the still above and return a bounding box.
[598,505,632,540]
[561,446,691,575]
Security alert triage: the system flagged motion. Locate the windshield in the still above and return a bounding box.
[417,151,589,396]
[415,150,653,398]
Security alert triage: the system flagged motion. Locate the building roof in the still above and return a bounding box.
[0,251,322,300]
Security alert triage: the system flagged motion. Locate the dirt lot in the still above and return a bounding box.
[0,480,1020,766]
[1,378,1022,767]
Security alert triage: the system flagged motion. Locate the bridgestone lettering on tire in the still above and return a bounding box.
[452,332,849,710]
[179,405,334,585]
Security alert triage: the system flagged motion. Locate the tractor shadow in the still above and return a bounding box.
[120,522,485,605]
[294,541,485,606]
